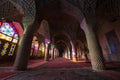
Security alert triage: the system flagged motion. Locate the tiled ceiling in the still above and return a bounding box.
[1,0,120,20]
[0,0,120,45]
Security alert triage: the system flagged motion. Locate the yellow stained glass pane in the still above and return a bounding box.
[0,33,2,38]
[1,42,9,56]
[13,39,18,43]
[1,34,6,39]
[5,36,12,41]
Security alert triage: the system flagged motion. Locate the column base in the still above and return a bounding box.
[92,66,106,72]
[14,66,27,71]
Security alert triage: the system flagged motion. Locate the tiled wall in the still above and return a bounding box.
[97,19,120,61]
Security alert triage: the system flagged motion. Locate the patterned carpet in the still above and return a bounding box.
[0,59,45,80]
[5,68,118,80]
[0,58,120,80]
[0,72,17,80]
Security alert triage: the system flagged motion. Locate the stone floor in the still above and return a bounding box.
[0,58,120,80]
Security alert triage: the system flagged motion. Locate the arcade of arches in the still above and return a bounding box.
[0,0,120,72]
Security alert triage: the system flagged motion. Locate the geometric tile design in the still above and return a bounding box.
[17,0,35,17]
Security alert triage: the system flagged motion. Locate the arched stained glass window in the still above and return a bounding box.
[0,21,19,56]
[0,23,14,36]
[0,22,18,43]
[0,22,18,39]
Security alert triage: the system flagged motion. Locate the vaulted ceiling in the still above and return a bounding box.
[1,0,120,23]
[0,0,120,53]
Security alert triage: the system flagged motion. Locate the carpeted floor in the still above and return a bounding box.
[0,59,45,67]
[34,58,91,70]
[0,59,45,80]
[0,72,19,80]
[0,58,120,80]
[6,68,118,80]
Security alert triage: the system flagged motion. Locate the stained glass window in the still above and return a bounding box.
[8,44,16,56]
[0,22,18,43]
[0,22,14,37]
[0,41,1,45]
[1,42,9,56]
[0,21,19,56]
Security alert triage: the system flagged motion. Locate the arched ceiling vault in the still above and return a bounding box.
[53,33,70,43]
[52,32,71,49]
[56,41,67,50]
[1,0,120,50]
[55,40,71,50]
[55,41,68,56]
[1,0,120,27]
[34,33,45,45]
[34,0,88,48]
[0,0,24,22]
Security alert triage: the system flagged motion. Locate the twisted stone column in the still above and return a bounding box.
[14,20,39,70]
[69,48,73,60]
[51,48,54,59]
[70,41,77,61]
[44,44,50,61]
[87,31,105,71]
[81,19,105,71]
[67,49,69,59]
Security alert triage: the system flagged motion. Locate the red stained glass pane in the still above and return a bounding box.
[10,23,13,27]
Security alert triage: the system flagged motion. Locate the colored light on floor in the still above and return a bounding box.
[72,57,77,62]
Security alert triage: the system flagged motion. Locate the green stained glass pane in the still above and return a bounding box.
[1,42,9,56]
[0,41,2,44]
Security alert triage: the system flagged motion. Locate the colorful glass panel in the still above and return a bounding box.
[12,39,18,43]
[0,21,19,57]
[0,22,14,37]
[8,44,16,56]
[0,33,12,41]
[0,22,2,26]
[14,34,18,39]
[0,41,1,45]
[0,22,18,39]
[0,42,9,56]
